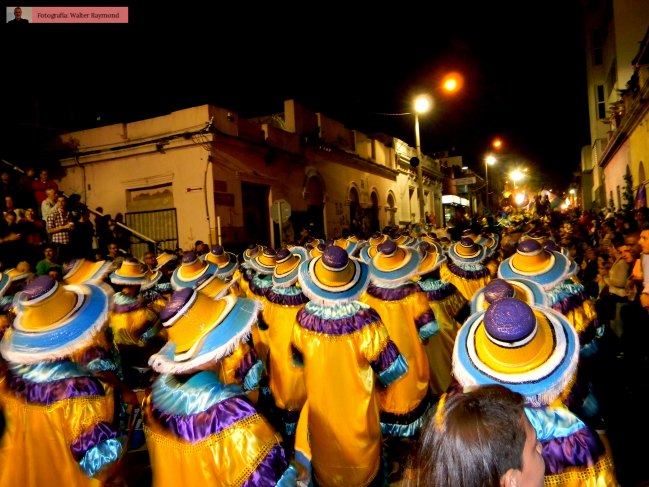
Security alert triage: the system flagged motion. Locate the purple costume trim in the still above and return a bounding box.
[266,290,309,306]
[296,307,382,336]
[7,370,104,405]
[541,428,604,475]
[418,281,459,301]
[241,443,288,487]
[249,278,271,297]
[371,340,400,373]
[70,421,118,461]
[415,310,436,331]
[446,260,491,279]
[551,292,588,315]
[236,348,260,382]
[151,395,258,443]
[112,300,146,314]
[366,282,420,301]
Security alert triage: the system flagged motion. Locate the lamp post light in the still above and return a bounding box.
[484,155,497,211]
[414,95,431,224]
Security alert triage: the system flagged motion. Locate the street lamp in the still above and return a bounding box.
[414,95,431,224]
[484,155,497,210]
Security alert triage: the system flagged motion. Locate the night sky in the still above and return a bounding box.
[3,1,589,190]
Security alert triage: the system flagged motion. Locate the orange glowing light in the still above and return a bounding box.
[492,138,503,150]
[441,72,463,94]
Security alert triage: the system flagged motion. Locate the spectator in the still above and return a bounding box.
[40,187,59,222]
[71,205,95,260]
[0,171,16,208]
[412,384,545,487]
[0,211,23,268]
[16,166,37,211]
[46,194,74,264]
[18,207,47,267]
[32,169,58,208]
[107,218,131,256]
[35,245,60,276]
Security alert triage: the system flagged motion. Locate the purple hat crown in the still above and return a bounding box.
[316,242,327,251]
[182,251,199,265]
[517,239,543,256]
[378,239,397,256]
[418,242,431,254]
[22,275,56,302]
[210,245,225,256]
[460,237,476,248]
[542,241,559,252]
[370,231,382,239]
[483,279,515,304]
[160,288,194,322]
[322,245,348,270]
[276,248,291,262]
[484,297,535,342]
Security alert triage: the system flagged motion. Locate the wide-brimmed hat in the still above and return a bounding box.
[203,245,238,278]
[249,248,278,275]
[358,242,380,265]
[171,251,219,290]
[368,232,388,247]
[453,297,579,406]
[498,239,570,291]
[461,229,480,242]
[522,228,550,244]
[1,276,109,364]
[309,242,327,259]
[149,288,260,374]
[63,259,112,286]
[110,259,149,286]
[471,277,548,314]
[448,237,487,265]
[368,239,421,285]
[334,236,364,257]
[416,241,447,276]
[0,269,32,297]
[298,245,370,306]
[395,234,416,247]
[141,270,163,291]
[242,243,264,263]
[155,251,178,271]
[273,246,309,287]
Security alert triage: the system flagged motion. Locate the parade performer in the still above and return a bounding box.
[439,236,492,302]
[360,239,437,436]
[239,243,264,299]
[415,241,465,394]
[261,246,310,441]
[0,276,123,486]
[290,245,409,486]
[171,251,238,299]
[452,297,618,486]
[144,289,288,487]
[203,244,244,297]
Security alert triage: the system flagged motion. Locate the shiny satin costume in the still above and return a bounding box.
[0,361,122,487]
[360,283,436,436]
[143,371,290,487]
[439,260,492,302]
[109,291,162,347]
[416,274,465,395]
[291,301,408,487]
[261,284,309,436]
[525,401,617,486]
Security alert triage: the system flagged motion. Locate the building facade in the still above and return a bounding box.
[58,100,449,257]
[581,0,649,210]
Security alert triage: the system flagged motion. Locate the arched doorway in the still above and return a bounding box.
[387,192,396,227]
[370,191,380,234]
[349,186,361,237]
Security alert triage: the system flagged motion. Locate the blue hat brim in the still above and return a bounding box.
[0,273,10,297]
[452,304,579,406]
[368,246,422,284]
[358,245,378,265]
[297,255,370,306]
[470,277,548,314]
[498,251,570,291]
[1,283,108,363]
[448,242,487,264]
[171,261,220,290]
[149,296,260,374]
[273,247,309,287]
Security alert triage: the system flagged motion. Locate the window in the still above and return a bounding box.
[596,85,606,119]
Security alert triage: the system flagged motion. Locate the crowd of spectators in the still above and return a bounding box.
[0,167,132,274]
